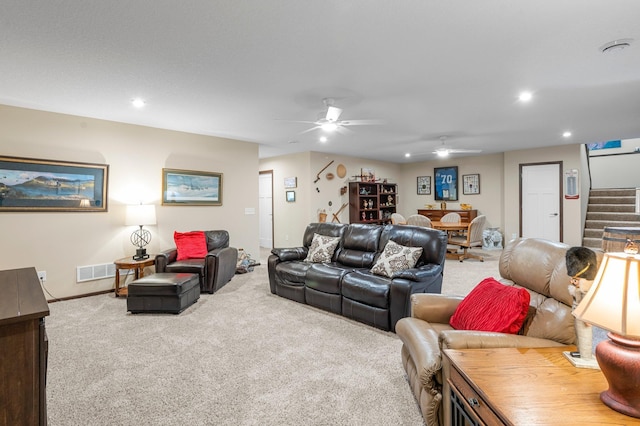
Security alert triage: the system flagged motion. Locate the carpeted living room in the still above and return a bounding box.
[44,247,500,425]
[2,2,640,425]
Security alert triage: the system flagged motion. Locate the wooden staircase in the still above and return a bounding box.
[582,188,640,250]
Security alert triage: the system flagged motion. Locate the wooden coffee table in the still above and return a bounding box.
[113,256,155,297]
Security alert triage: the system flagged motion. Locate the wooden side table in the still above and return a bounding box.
[113,257,155,297]
[444,347,640,425]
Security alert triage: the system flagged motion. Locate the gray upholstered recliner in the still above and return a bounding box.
[155,230,238,294]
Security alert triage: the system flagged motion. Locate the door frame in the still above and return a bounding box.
[259,170,274,249]
[519,161,563,242]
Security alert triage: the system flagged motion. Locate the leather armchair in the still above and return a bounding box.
[396,238,586,426]
[155,230,238,294]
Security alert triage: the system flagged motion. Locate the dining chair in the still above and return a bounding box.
[440,212,461,223]
[406,214,432,228]
[447,215,487,262]
[390,213,407,225]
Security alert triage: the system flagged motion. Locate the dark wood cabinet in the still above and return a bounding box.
[0,267,49,426]
[349,182,398,224]
[417,208,477,223]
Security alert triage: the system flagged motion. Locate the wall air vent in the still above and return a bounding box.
[76,262,117,283]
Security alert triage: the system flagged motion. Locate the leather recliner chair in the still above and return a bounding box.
[155,230,238,294]
[395,238,598,426]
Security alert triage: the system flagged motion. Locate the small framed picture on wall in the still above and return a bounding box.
[462,174,480,195]
[417,176,431,195]
[286,190,296,202]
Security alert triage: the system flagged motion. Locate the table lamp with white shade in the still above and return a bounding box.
[572,242,640,418]
[125,204,156,260]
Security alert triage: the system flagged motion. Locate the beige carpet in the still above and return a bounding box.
[45,248,500,426]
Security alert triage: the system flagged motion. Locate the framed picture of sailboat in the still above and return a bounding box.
[162,168,223,206]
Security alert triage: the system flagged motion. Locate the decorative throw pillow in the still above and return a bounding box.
[304,233,341,263]
[449,277,531,334]
[174,231,208,261]
[370,240,423,278]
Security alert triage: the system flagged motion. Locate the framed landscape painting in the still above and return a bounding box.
[162,168,223,206]
[0,155,108,212]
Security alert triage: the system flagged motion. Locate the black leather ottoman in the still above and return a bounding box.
[127,273,200,314]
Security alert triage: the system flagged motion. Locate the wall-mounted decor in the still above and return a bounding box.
[286,190,296,202]
[284,176,297,188]
[564,169,579,199]
[162,168,222,206]
[462,174,480,195]
[0,155,108,212]
[417,176,431,195]
[434,166,458,201]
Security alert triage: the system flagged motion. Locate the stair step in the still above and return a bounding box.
[591,188,637,197]
[585,219,640,229]
[582,237,603,249]
[588,196,636,205]
[586,212,640,221]
[588,204,637,213]
[584,229,604,238]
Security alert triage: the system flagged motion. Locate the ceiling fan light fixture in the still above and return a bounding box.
[321,122,338,132]
[436,150,449,158]
[518,91,533,102]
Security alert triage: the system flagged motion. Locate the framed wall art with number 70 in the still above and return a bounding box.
[434,166,458,201]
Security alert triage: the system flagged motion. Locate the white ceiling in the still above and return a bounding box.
[2,1,640,163]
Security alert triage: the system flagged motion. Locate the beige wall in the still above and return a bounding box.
[399,153,504,230]
[503,144,584,246]
[260,152,402,247]
[0,105,259,299]
[262,145,587,249]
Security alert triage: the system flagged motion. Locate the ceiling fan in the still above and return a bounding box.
[432,136,482,157]
[287,98,383,135]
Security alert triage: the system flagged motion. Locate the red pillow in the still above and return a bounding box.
[174,231,208,261]
[449,277,531,334]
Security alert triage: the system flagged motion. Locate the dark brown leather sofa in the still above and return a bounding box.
[268,222,448,332]
[155,230,238,294]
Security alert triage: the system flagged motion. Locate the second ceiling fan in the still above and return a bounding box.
[432,136,482,157]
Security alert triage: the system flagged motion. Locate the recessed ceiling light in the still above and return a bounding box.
[131,98,146,108]
[600,38,634,54]
[562,131,572,138]
[405,153,411,158]
[518,91,533,102]
[319,136,328,143]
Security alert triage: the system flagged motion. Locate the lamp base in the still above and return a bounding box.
[596,333,640,418]
[132,248,149,261]
[562,351,600,369]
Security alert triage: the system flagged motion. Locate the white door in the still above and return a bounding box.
[521,163,561,242]
[259,172,273,249]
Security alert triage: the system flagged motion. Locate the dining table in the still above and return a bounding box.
[430,221,469,232]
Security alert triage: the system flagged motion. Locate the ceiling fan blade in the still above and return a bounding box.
[339,119,385,126]
[326,106,342,122]
[448,148,482,153]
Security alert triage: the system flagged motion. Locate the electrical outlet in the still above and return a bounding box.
[37,270,47,282]
[285,234,289,241]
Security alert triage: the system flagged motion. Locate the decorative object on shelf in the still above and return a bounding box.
[162,168,222,206]
[440,201,447,210]
[326,172,334,180]
[482,228,503,250]
[336,164,347,178]
[284,176,297,188]
[417,176,431,195]
[318,209,327,222]
[434,166,458,201]
[340,186,347,196]
[125,203,157,260]
[0,155,108,212]
[363,200,368,209]
[387,195,393,206]
[361,211,366,220]
[459,203,472,210]
[572,246,640,418]
[462,173,480,195]
[425,204,435,209]
[286,190,295,202]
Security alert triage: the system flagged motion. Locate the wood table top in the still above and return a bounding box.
[445,346,640,425]
[431,221,469,230]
